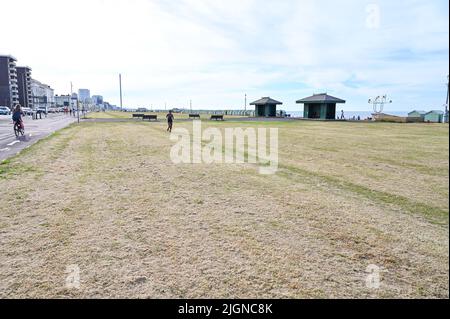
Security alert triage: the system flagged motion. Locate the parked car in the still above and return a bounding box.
[22,107,33,116]
[0,106,11,115]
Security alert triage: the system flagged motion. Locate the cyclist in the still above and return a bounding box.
[12,104,24,132]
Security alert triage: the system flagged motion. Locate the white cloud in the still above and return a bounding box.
[0,0,448,110]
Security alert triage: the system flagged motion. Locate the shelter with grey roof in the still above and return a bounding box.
[250,97,283,117]
[408,110,427,118]
[424,110,444,123]
[407,110,427,122]
[296,93,346,120]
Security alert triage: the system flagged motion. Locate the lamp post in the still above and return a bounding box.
[77,99,80,123]
[119,74,123,111]
[445,75,449,123]
[245,94,247,112]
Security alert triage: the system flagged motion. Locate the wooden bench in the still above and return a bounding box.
[143,115,158,121]
[132,113,145,119]
[210,115,224,121]
[189,114,201,119]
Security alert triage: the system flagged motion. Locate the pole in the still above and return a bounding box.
[70,81,73,115]
[119,74,123,111]
[70,82,73,112]
[190,100,192,112]
[21,75,26,108]
[445,75,449,123]
[245,94,247,112]
[446,75,449,105]
[70,82,76,121]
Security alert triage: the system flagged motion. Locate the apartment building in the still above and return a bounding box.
[0,55,19,108]
[31,79,55,109]
[78,89,90,103]
[92,95,103,105]
[17,66,33,109]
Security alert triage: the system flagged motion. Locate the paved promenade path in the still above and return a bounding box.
[0,113,77,161]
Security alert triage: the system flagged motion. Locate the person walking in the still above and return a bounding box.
[166,110,174,133]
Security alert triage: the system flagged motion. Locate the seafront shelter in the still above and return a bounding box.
[296,93,346,120]
[424,110,444,123]
[250,97,283,117]
[408,110,427,121]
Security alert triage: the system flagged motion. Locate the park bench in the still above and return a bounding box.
[189,114,201,119]
[210,115,224,121]
[133,114,145,119]
[143,115,158,121]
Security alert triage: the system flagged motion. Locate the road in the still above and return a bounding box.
[0,113,77,161]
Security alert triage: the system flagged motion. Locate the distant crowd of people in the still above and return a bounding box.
[62,107,88,118]
[338,110,369,121]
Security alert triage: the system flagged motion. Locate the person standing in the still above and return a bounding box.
[166,110,174,133]
[340,110,345,120]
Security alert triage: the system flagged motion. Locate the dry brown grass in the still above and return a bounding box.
[0,120,448,298]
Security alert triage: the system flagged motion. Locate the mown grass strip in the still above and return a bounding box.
[0,159,39,180]
[280,164,449,226]
[182,125,448,226]
[0,123,78,179]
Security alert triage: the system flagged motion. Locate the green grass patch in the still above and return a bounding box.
[280,164,449,225]
[0,159,39,180]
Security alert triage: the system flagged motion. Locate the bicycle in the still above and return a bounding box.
[14,121,25,137]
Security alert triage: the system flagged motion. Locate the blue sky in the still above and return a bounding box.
[0,0,448,111]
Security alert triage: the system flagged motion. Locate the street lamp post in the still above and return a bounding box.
[119,74,123,111]
[70,82,80,123]
[445,75,449,123]
[245,94,247,112]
